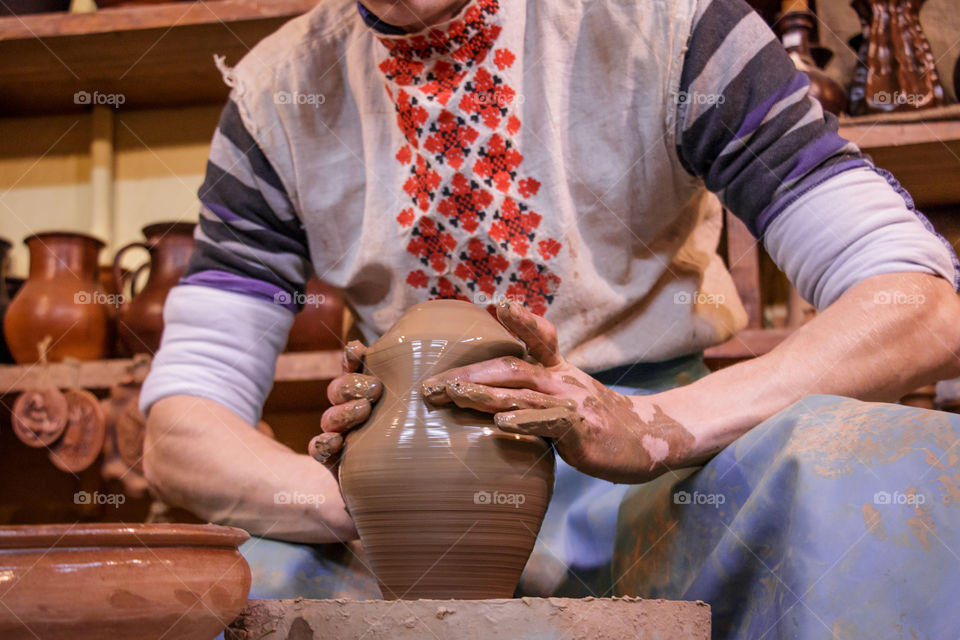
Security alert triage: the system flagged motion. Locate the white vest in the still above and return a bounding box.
[226,0,747,371]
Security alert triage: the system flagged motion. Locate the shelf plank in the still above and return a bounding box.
[0,349,341,394]
[0,0,316,116]
[838,106,960,209]
[703,328,793,365]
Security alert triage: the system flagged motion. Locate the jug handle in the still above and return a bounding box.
[113,242,150,306]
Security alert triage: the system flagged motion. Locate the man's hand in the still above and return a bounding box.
[144,395,357,543]
[419,300,699,483]
[308,341,383,466]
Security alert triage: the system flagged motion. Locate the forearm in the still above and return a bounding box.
[144,395,356,543]
[657,272,960,461]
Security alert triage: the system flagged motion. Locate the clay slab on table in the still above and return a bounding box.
[227,596,711,640]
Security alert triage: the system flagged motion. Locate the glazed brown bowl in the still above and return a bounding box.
[0,523,251,640]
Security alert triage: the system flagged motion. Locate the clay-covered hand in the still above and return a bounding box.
[420,300,697,483]
[308,340,382,466]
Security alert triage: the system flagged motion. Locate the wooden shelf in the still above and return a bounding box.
[838,105,960,209]
[0,349,340,394]
[703,328,794,367]
[0,0,315,116]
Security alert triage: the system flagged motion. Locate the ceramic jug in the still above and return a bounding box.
[4,232,109,363]
[339,299,555,599]
[113,222,195,354]
[775,10,847,115]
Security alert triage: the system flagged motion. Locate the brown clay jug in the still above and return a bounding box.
[775,10,847,116]
[284,276,345,352]
[4,232,110,363]
[339,299,555,599]
[113,222,196,355]
[860,0,944,113]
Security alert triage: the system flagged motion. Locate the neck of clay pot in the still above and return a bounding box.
[28,237,100,281]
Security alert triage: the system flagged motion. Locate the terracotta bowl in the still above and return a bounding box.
[0,523,251,640]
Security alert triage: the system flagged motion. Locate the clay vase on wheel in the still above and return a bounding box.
[113,222,196,355]
[4,232,110,364]
[339,299,555,599]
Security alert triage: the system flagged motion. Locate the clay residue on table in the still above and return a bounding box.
[227,597,711,640]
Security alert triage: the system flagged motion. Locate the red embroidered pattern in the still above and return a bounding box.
[378,0,561,314]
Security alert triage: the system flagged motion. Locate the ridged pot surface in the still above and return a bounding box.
[339,300,555,599]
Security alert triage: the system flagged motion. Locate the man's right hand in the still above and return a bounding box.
[308,340,382,465]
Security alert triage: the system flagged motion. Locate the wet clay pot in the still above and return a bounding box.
[285,277,345,352]
[0,523,251,640]
[339,300,555,599]
[3,232,110,363]
[113,222,196,354]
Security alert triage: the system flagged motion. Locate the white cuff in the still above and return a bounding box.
[763,167,958,309]
[139,285,294,426]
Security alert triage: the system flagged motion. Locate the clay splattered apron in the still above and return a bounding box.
[614,394,960,639]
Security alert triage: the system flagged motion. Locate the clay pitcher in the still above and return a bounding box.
[339,299,555,599]
[113,222,196,354]
[4,232,109,363]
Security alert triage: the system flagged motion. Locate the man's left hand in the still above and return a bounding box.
[421,300,698,483]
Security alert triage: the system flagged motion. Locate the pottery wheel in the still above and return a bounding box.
[48,389,107,473]
[228,597,711,640]
[12,388,68,448]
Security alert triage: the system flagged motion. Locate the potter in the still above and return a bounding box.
[138,0,960,637]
